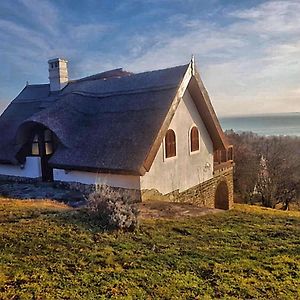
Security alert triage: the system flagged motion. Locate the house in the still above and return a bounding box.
[0,57,234,209]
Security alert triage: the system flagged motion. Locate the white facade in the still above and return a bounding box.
[0,157,42,178]
[140,89,214,194]
[53,169,140,189]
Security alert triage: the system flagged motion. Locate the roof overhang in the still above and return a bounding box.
[49,163,141,176]
[0,159,14,165]
[188,73,228,150]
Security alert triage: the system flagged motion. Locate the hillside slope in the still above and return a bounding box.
[0,199,299,299]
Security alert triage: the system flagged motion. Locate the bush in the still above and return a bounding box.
[87,185,139,231]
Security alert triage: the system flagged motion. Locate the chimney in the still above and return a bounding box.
[48,58,68,91]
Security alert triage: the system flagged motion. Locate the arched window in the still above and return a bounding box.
[165,129,176,158]
[190,126,199,152]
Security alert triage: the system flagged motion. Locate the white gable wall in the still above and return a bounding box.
[140,89,214,194]
[0,157,42,178]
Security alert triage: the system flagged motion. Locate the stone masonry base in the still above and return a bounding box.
[0,167,234,209]
[142,167,234,209]
[0,175,141,204]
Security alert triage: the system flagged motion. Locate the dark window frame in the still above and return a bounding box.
[31,129,54,157]
[31,133,40,156]
[190,126,200,153]
[165,129,176,158]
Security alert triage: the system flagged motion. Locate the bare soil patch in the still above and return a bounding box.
[139,200,222,219]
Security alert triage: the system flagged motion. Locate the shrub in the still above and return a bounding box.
[87,185,139,231]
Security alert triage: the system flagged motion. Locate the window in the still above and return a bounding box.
[31,134,39,155]
[44,129,53,155]
[31,129,54,156]
[190,126,199,152]
[165,129,176,158]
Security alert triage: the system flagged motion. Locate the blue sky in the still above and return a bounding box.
[0,0,299,116]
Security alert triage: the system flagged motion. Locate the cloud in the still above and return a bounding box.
[0,0,112,87]
[129,0,300,116]
[69,23,111,41]
[228,1,300,36]
[18,0,60,36]
[0,0,299,116]
[0,98,10,114]
[121,20,245,72]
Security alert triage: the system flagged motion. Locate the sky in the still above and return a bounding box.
[0,0,299,116]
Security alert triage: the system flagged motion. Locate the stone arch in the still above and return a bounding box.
[215,180,229,210]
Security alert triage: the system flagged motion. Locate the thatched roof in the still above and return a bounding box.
[0,62,228,175]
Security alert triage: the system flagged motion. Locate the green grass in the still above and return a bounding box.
[0,199,300,299]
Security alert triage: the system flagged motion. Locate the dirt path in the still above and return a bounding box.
[139,200,223,219]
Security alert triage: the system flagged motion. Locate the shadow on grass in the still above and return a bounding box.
[51,207,141,235]
[51,208,109,232]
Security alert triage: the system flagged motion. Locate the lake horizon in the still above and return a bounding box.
[219,112,300,137]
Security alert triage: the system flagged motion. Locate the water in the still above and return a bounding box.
[220,113,300,136]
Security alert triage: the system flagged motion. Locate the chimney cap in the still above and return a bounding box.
[48,57,68,64]
[48,57,69,91]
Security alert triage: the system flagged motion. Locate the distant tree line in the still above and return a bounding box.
[226,130,300,210]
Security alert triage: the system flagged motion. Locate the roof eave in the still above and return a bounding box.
[0,159,14,165]
[49,163,141,176]
[189,70,229,150]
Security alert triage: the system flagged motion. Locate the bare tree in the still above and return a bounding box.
[226,131,300,210]
[256,136,300,209]
[226,131,260,203]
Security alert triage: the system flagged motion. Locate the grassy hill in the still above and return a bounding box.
[0,199,299,299]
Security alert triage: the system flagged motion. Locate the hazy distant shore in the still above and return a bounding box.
[220,112,300,136]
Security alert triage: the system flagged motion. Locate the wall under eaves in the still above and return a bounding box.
[53,169,141,190]
[53,169,142,202]
[0,157,42,179]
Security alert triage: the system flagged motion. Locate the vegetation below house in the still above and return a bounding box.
[1,199,300,299]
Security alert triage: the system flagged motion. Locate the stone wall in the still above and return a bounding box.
[0,175,141,204]
[0,174,42,184]
[53,180,96,197]
[54,181,142,203]
[0,168,234,209]
[142,167,234,209]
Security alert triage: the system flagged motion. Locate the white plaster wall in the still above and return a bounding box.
[0,157,42,178]
[140,89,214,194]
[53,169,141,189]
